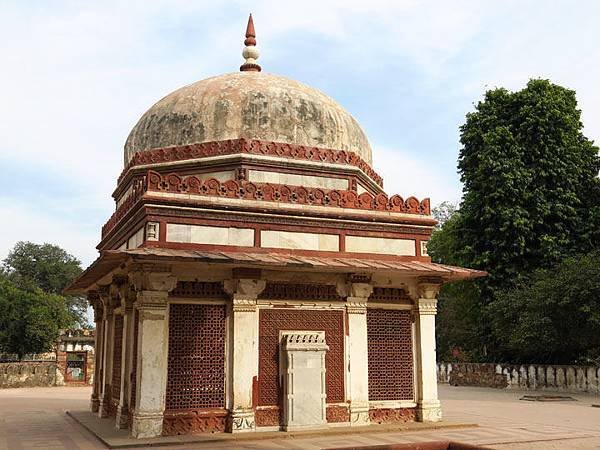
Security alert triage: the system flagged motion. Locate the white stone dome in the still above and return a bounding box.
[124,72,373,166]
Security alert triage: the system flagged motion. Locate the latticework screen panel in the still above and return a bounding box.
[111,314,124,403]
[258,308,345,406]
[166,303,226,410]
[367,308,414,401]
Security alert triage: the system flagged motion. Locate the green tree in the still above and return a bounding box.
[431,201,458,229]
[0,274,74,360]
[489,251,600,364]
[458,79,600,294]
[431,79,600,362]
[2,242,86,325]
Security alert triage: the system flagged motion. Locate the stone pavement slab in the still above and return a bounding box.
[67,410,474,448]
[1,385,600,449]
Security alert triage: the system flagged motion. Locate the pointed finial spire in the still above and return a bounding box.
[240,14,261,72]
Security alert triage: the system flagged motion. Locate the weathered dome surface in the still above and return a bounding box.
[124,72,372,165]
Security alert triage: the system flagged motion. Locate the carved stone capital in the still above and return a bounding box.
[231,298,257,313]
[129,268,177,293]
[336,281,373,300]
[223,278,266,300]
[417,277,442,300]
[415,298,438,315]
[346,302,367,314]
[98,285,117,316]
[136,290,169,310]
[120,286,136,312]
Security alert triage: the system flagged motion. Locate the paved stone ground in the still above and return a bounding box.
[1,385,600,449]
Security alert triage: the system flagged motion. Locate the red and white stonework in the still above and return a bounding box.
[66,15,485,439]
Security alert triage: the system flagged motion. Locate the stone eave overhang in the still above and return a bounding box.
[65,248,487,295]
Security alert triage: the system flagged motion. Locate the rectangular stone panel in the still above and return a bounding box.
[249,170,348,190]
[260,230,339,251]
[127,227,144,249]
[345,235,416,256]
[166,224,254,247]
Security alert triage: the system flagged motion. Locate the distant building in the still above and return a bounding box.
[56,329,95,385]
[66,16,484,439]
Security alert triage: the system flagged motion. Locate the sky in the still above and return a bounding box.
[1,0,600,267]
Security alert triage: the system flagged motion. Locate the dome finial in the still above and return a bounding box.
[240,14,261,72]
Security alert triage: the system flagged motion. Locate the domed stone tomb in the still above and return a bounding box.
[67,15,484,439]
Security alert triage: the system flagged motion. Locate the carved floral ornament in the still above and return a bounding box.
[102,169,431,238]
[119,138,384,187]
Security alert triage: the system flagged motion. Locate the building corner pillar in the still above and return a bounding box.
[129,267,177,439]
[116,284,136,429]
[340,280,372,426]
[98,285,116,418]
[224,278,265,433]
[413,278,442,422]
[89,291,103,413]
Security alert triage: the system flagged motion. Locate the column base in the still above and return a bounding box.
[90,395,100,413]
[416,400,442,422]
[228,409,256,433]
[131,411,164,438]
[349,403,370,426]
[98,393,111,418]
[115,404,130,430]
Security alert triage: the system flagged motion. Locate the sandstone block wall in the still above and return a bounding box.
[438,362,600,394]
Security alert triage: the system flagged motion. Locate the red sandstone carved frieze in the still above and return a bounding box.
[326,405,350,423]
[369,407,416,424]
[101,170,430,240]
[146,171,429,214]
[119,138,384,187]
[162,409,227,435]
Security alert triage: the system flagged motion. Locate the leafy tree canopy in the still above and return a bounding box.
[2,242,87,326]
[457,79,600,292]
[489,251,600,364]
[0,273,74,359]
[430,79,600,363]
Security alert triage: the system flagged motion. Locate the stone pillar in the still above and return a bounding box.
[129,268,177,439]
[343,281,373,426]
[98,285,116,419]
[413,279,442,422]
[116,285,136,429]
[89,292,103,413]
[223,278,266,433]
